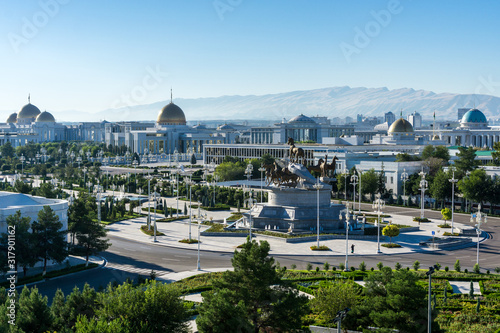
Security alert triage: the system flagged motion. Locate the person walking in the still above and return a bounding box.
[351,244,355,253]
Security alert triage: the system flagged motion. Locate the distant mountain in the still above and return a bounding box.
[12,86,500,122]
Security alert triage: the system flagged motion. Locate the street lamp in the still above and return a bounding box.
[146,172,152,230]
[258,164,266,203]
[186,177,194,241]
[342,167,348,201]
[245,163,254,182]
[341,210,351,271]
[419,169,428,219]
[471,204,487,268]
[373,196,385,254]
[76,156,82,169]
[153,186,158,242]
[358,170,362,214]
[449,171,458,235]
[197,202,206,271]
[212,174,219,207]
[401,168,409,206]
[312,179,324,248]
[95,181,102,223]
[20,154,25,177]
[426,265,439,333]
[350,173,358,214]
[333,308,350,333]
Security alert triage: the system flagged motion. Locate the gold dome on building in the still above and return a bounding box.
[35,111,55,122]
[18,95,41,119]
[388,118,414,134]
[157,102,186,125]
[6,113,17,123]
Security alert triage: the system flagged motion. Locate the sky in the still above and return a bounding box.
[1,0,500,116]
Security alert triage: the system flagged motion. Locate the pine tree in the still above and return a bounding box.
[17,286,53,332]
[31,206,68,276]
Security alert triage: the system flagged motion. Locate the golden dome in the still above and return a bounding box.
[18,103,41,119]
[432,134,440,140]
[157,102,186,125]
[388,118,414,134]
[35,111,55,122]
[6,113,17,123]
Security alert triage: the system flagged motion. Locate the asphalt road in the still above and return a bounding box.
[35,203,500,301]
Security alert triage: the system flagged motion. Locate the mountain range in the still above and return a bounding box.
[9,86,500,123]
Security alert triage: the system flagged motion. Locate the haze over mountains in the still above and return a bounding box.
[12,86,500,123]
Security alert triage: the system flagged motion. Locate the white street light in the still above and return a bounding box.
[341,210,351,271]
[419,169,428,219]
[153,186,158,242]
[186,176,194,241]
[449,171,458,234]
[470,204,487,268]
[146,171,152,230]
[358,170,362,214]
[372,196,385,254]
[312,179,324,248]
[258,164,266,203]
[401,168,409,206]
[350,173,358,214]
[19,154,25,177]
[245,163,254,182]
[342,167,348,201]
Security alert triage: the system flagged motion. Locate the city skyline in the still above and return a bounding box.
[1,0,500,115]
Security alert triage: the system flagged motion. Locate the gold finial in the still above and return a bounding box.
[171,88,173,103]
[28,93,30,104]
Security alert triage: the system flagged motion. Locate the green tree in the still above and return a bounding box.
[361,169,378,201]
[0,141,15,159]
[492,141,500,165]
[74,315,130,333]
[377,163,386,195]
[382,224,400,244]
[73,212,111,266]
[430,168,452,208]
[196,238,309,332]
[312,280,361,327]
[441,207,452,225]
[454,146,479,177]
[2,211,37,277]
[14,179,32,194]
[458,168,493,206]
[31,205,68,276]
[55,284,97,330]
[190,153,197,165]
[96,281,189,332]
[17,286,53,333]
[36,182,57,199]
[395,152,420,162]
[345,267,428,332]
[50,289,66,331]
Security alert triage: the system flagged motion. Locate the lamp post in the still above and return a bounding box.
[86,181,92,194]
[465,171,471,212]
[146,172,151,230]
[76,156,82,169]
[333,308,350,333]
[471,204,487,267]
[258,164,266,203]
[312,179,324,248]
[20,154,25,177]
[426,265,438,333]
[153,186,158,242]
[358,170,362,214]
[186,177,194,241]
[197,202,202,270]
[449,171,458,234]
[212,174,219,207]
[401,168,409,206]
[341,210,351,271]
[350,173,358,214]
[127,172,130,193]
[373,196,385,254]
[245,163,253,182]
[419,169,428,219]
[343,167,348,201]
[83,167,87,188]
[95,181,102,223]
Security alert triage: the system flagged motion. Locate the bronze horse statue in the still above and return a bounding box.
[287,137,304,164]
[320,154,338,178]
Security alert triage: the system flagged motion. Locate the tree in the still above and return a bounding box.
[345,267,428,332]
[14,180,32,194]
[382,224,400,244]
[96,281,189,332]
[395,153,420,162]
[1,211,37,277]
[31,205,68,276]
[430,168,452,208]
[17,286,53,333]
[458,168,493,206]
[0,141,14,159]
[73,212,111,266]
[492,141,500,165]
[454,146,479,177]
[441,207,452,225]
[377,163,386,196]
[361,169,378,201]
[36,182,57,199]
[312,280,361,327]
[190,153,197,165]
[196,238,309,332]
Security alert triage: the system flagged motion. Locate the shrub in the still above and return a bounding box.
[359,261,367,272]
[315,267,320,273]
[306,263,312,271]
[444,266,449,272]
[332,266,337,272]
[473,263,480,274]
[377,262,384,270]
[395,262,402,270]
[435,263,441,271]
[310,245,330,251]
[487,270,490,274]
[381,243,401,248]
[495,267,500,274]
[464,268,469,274]
[454,260,461,272]
[413,260,420,271]
[323,262,330,271]
[339,263,345,271]
[370,267,374,271]
[291,264,297,270]
[350,266,355,272]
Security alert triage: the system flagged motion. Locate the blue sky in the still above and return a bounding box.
[1,0,499,114]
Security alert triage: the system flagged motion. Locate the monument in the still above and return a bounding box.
[242,138,347,234]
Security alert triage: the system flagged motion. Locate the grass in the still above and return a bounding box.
[140,225,165,236]
[179,238,199,244]
[100,213,144,225]
[443,232,460,236]
[310,245,331,251]
[381,243,402,248]
[226,213,244,222]
[156,215,189,222]
[438,224,452,228]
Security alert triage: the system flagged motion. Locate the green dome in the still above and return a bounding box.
[461,109,487,124]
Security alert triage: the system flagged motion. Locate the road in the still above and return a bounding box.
[35,203,500,301]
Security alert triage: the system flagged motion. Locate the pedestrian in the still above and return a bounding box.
[351,244,355,253]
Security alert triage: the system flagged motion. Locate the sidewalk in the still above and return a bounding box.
[106,197,486,257]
